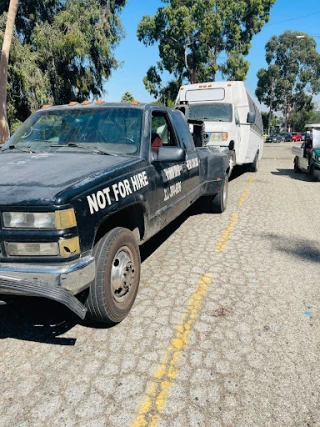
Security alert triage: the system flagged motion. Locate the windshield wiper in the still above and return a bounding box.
[49,143,117,156]
[203,118,226,122]
[2,145,35,153]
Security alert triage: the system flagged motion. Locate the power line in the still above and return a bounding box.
[266,10,320,26]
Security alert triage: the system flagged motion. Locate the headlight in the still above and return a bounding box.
[6,242,59,256]
[6,237,80,257]
[317,156,320,162]
[208,132,229,142]
[3,208,76,229]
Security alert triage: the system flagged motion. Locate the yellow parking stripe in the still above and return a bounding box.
[130,174,256,427]
[248,175,255,186]
[215,213,238,253]
[130,274,212,427]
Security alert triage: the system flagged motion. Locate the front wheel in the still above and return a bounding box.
[85,227,141,325]
[201,175,228,214]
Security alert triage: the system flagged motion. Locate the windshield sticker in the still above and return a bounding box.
[87,171,149,214]
[164,181,182,202]
[186,157,199,170]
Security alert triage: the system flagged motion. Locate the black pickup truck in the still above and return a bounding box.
[0,102,229,324]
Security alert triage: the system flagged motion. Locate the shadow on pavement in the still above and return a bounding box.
[263,233,320,263]
[271,168,314,182]
[0,297,78,345]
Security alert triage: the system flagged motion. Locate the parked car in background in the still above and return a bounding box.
[266,134,284,143]
[280,132,292,142]
[291,132,302,142]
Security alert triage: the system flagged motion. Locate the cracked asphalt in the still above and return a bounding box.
[1,142,320,427]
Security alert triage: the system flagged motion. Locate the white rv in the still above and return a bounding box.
[175,81,263,172]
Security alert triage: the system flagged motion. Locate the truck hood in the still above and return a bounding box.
[0,152,141,206]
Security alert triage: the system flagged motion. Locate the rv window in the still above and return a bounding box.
[185,88,225,102]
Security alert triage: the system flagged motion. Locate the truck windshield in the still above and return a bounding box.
[188,103,232,123]
[5,107,143,156]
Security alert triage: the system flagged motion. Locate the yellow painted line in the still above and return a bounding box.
[238,188,249,206]
[215,213,238,253]
[130,274,213,427]
[131,174,255,427]
[248,175,255,186]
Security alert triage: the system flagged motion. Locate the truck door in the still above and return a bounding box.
[148,111,196,227]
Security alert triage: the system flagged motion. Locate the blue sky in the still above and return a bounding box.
[103,0,320,109]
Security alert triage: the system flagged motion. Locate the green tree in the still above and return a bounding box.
[256,31,320,131]
[121,92,134,102]
[307,107,320,124]
[137,0,276,102]
[0,0,127,132]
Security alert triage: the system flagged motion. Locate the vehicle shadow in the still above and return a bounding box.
[0,169,246,344]
[262,233,320,263]
[271,168,313,182]
[0,297,79,345]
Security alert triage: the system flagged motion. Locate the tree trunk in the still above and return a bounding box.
[0,0,19,144]
[268,79,274,135]
[192,68,197,84]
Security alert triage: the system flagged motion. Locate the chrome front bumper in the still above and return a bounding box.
[0,256,95,319]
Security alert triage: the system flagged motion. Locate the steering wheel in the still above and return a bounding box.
[114,137,135,144]
[21,126,34,139]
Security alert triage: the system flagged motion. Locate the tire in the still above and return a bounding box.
[201,174,228,214]
[250,151,259,172]
[294,158,301,173]
[85,227,141,325]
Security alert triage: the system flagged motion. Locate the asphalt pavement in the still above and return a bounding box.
[1,141,320,427]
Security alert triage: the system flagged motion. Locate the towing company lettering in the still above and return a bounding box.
[186,157,199,170]
[163,165,182,181]
[87,171,149,214]
[164,181,182,202]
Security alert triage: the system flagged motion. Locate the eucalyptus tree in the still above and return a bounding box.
[0,0,128,134]
[256,31,320,131]
[137,0,276,102]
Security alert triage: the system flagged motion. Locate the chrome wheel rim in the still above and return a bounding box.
[111,246,135,303]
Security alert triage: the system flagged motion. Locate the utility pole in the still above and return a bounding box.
[268,78,274,135]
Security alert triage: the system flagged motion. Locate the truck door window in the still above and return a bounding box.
[170,111,195,152]
[151,113,178,148]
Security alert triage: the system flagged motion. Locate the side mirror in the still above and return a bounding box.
[176,105,189,118]
[155,146,186,162]
[247,111,255,124]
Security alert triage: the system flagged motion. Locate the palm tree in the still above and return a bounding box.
[0,0,19,144]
